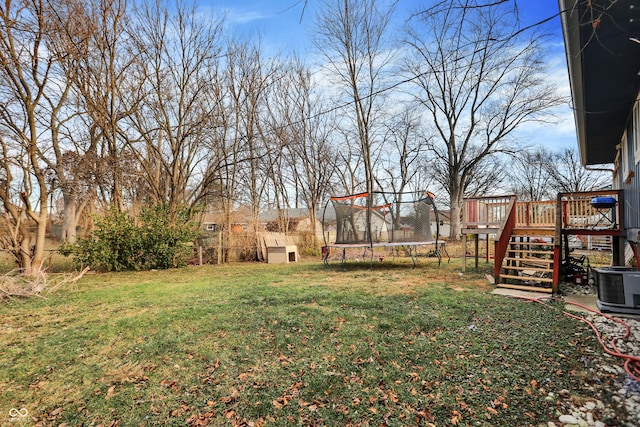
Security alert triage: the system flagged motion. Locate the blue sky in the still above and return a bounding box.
[207,0,576,152]
[210,0,565,53]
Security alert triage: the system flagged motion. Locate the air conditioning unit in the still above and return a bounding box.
[594,267,640,315]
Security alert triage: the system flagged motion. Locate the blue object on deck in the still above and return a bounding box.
[591,196,617,209]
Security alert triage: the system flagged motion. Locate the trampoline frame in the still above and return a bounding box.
[321,190,447,268]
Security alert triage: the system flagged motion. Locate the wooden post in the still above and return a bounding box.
[552,245,561,294]
[462,233,467,272]
[199,246,203,266]
[474,234,479,269]
[553,193,564,293]
[485,233,490,264]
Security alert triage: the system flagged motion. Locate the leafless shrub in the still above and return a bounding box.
[0,267,89,301]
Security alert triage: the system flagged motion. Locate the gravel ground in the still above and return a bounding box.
[547,283,640,427]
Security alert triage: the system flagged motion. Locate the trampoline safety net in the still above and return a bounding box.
[322,191,438,245]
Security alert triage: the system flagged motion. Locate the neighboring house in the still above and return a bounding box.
[559,0,640,259]
[201,212,218,232]
[200,207,324,236]
[432,209,451,239]
[199,211,249,234]
[259,208,323,238]
[322,198,439,244]
[326,203,390,244]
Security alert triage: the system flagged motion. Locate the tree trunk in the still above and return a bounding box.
[61,190,78,243]
[449,187,464,241]
[16,222,33,274]
[308,201,318,248]
[30,214,48,276]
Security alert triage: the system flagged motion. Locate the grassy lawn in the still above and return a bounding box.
[0,259,614,426]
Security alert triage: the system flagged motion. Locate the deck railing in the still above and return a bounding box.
[558,190,623,230]
[515,201,556,227]
[463,195,515,229]
[462,195,516,281]
[464,191,623,230]
[493,197,517,281]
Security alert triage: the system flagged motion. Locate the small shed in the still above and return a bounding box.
[259,232,299,264]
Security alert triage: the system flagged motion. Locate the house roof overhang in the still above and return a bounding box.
[558,0,640,165]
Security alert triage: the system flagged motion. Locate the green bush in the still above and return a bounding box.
[64,205,199,272]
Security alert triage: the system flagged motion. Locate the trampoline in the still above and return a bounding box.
[321,191,447,267]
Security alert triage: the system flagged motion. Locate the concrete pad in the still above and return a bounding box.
[563,294,599,314]
[491,287,551,300]
[491,287,599,314]
[491,287,640,321]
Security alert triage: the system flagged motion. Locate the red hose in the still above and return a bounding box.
[510,295,640,383]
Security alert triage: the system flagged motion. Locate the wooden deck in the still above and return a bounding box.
[463,190,624,293]
[464,190,624,231]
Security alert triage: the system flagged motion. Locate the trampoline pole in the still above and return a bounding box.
[410,246,417,268]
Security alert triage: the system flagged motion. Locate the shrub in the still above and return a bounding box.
[64,205,199,272]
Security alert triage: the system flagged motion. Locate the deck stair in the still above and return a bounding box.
[464,191,624,294]
[497,229,555,293]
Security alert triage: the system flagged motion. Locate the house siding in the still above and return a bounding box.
[625,163,640,230]
[621,96,640,236]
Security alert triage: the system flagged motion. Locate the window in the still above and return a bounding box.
[622,129,629,179]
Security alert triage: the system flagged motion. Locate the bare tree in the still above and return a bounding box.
[332,128,366,196]
[505,148,554,201]
[314,0,398,239]
[67,0,141,213]
[404,0,566,239]
[546,147,611,193]
[266,58,338,243]
[127,0,224,220]
[374,108,427,192]
[40,0,102,244]
[0,0,71,274]
[226,39,279,233]
[260,58,293,229]
[196,38,277,261]
[192,53,239,264]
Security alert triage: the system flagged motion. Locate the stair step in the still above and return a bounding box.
[502,265,554,274]
[504,257,553,265]
[496,227,559,293]
[499,273,554,283]
[508,242,554,247]
[512,228,555,236]
[496,283,553,293]
[506,249,554,255]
